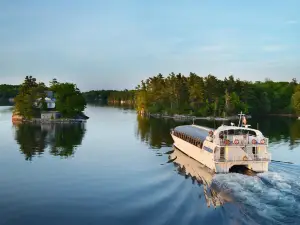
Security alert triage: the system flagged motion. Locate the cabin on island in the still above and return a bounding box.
[39,91,60,119]
[35,91,56,109]
[45,91,56,109]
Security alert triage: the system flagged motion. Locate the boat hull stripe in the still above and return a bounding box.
[203,146,213,153]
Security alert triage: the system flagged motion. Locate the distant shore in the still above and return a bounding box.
[267,114,299,118]
[143,112,252,122]
[25,118,87,124]
[12,112,89,124]
[12,118,87,124]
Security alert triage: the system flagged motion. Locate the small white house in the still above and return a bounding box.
[45,97,56,109]
[36,97,55,109]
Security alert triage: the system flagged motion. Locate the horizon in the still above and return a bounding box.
[0,73,297,92]
[0,72,300,92]
[1,0,299,91]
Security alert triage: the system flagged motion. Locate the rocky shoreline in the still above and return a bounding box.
[12,113,89,124]
[141,112,252,121]
[23,118,87,124]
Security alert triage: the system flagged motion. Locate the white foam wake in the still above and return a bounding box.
[212,165,300,225]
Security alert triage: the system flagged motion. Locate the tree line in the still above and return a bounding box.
[83,89,135,104]
[0,84,19,102]
[84,73,300,116]
[135,73,300,116]
[136,73,300,116]
[2,73,300,117]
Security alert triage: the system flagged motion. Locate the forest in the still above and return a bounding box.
[83,89,135,105]
[2,73,300,117]
[0,84,19,103]
[135,73,300,116]
[84,73,300,117]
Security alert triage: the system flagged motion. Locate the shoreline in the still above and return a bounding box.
[267,114,299,118]
[25,118,87,124]
[143,113,252,121]
[13,118,87,124]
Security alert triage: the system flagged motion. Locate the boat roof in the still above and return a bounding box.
[174,125,211,141]
[215,125,263,136]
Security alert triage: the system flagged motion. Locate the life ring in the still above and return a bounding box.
[225,139,230,145]
[252,139,257,144]
[234,139,239,145]
[243,156,248,161]
[260,139,265,144]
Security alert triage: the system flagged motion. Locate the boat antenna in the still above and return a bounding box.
[238,111,245,127]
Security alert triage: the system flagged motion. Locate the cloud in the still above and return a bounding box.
[262,45,286,52]
[200,45,224,52]
[286,20,297,24]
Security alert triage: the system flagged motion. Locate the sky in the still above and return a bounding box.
[0,0,299,91]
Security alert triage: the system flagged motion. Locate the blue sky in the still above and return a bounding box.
[0,0,299,90]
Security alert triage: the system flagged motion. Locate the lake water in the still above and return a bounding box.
[0,105,300,225]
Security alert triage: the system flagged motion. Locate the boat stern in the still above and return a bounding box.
[215,161,269,173]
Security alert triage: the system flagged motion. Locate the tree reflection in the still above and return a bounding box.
[13,122,86,160]
[136,115,184,148]
[136,115,300,149]
[251,117,300,149]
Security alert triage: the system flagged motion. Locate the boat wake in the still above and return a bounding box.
[212,162,300,225]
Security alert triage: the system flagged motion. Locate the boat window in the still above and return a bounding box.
[252,147,256,155]
[223,129,257,137]
[214,147,219,153]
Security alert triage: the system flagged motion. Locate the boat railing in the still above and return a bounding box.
[215,152,271,162]
[217,136,269,146]
[171,130,203,148]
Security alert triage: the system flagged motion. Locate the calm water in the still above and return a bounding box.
[0,105,300,225]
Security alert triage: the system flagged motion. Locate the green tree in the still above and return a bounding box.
[14,76,47,119]
[50,81,86,118]
[292,85,300,115]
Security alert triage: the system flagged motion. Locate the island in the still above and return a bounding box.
[12,76,88,123]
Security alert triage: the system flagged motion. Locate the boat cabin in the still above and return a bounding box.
[170,112,271,173]
[212,125,268,146]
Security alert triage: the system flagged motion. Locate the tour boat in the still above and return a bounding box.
[170,112,271,173]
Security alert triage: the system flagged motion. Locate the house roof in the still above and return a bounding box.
[37,97,55,103]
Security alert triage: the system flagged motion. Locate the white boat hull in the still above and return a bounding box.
[171,134,269,173]
[171,134,216,172]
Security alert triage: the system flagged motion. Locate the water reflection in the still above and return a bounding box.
[251,117,300,149]
[136,115,300,149]
[135,115,177,148]
[167,147,231,208]
[13,123,86,160]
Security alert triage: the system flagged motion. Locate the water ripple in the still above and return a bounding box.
[212,162,300,225]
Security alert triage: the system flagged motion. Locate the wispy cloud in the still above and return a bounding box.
[262,45,286,52]
[286,20,297,24]
[200,45,224,52]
